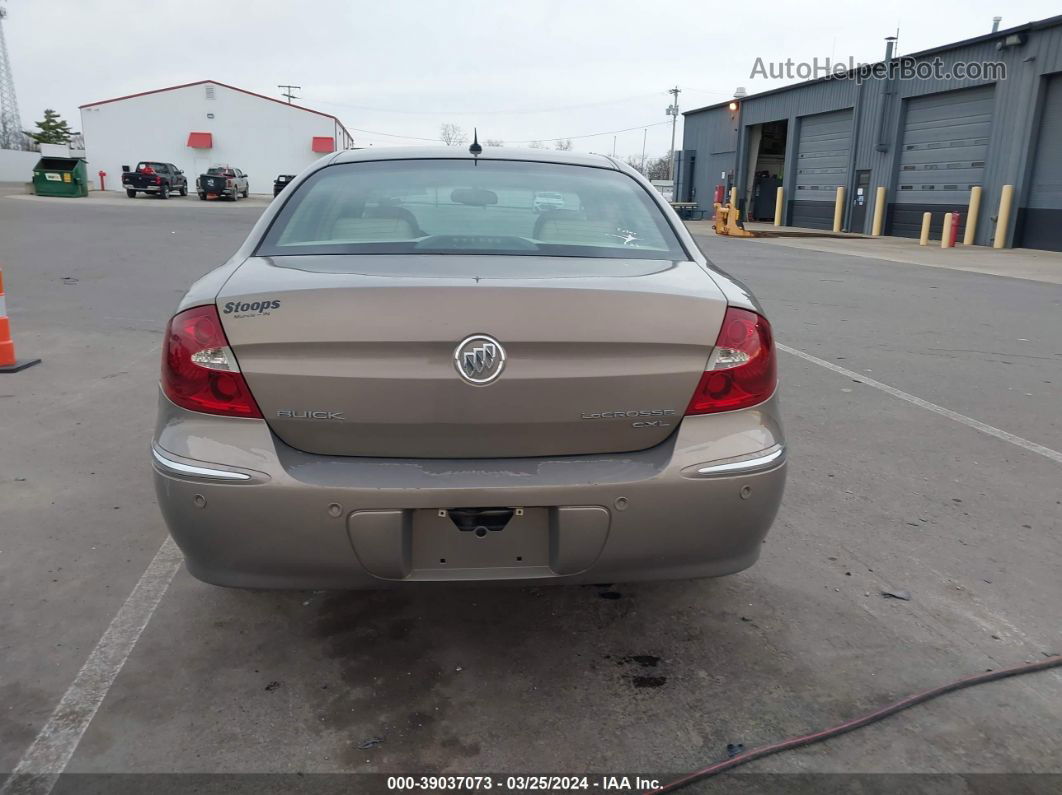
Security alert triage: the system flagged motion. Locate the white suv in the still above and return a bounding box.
[533,191,565,212]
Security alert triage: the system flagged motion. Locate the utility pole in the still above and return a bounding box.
[640,127,647,173]
[278,84,302,104]
[0,1,27,150]
[666,85,681,180]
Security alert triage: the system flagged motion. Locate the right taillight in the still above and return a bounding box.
[685,307,777,415]
[161,305,262,418]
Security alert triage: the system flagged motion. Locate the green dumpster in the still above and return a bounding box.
[31,156,88,197]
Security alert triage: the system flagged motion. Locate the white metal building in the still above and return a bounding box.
[79,80,354,193]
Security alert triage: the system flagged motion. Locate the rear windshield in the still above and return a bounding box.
[137,162,165,172]
[207,167,234,176]
[256,159,686,260]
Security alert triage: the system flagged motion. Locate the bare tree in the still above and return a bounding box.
[624,154,671,180]
[553,138,573,151]
[439,123,468,147]
[641,154,672,181]
[527,140,547,149]
[484,138,505,147]
[624,154,646,174]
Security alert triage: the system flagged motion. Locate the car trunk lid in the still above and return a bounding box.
[216,255,726,458]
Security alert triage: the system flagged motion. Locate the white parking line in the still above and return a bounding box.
[0,537,183,795]
[778,343,1062,465]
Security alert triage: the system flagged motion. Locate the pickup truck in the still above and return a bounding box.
[273,174,295,197]
[196,166,249,201]
[121,162,188,199]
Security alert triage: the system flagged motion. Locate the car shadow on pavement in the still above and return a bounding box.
[207,577,803,771]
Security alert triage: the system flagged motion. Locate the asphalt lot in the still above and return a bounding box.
[1,189,1060,793]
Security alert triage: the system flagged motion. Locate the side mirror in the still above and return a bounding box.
[121,165,130,173]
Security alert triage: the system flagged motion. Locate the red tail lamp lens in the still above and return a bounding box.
[161,305,262,418]
[685,307,777,415]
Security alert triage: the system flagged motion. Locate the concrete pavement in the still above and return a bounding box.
[685,219,1062,284]
[0,196,1059,792]
[6,190,276,210]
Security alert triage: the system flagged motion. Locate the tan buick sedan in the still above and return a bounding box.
[152,147,785,589]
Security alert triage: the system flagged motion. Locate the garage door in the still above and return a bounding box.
[792,109,853,229]
[1017,74,1062,251]
[889,85,994,239]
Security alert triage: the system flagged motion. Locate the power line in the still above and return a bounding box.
[310,91,665,116]
[682,87,734,96]
[346,120,672,147]
[510,120,670,144]
[345,126,437,142]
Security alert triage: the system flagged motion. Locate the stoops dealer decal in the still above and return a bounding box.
[222,299,281,319]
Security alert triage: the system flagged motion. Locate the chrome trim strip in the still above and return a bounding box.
[696,445,786,476]
[151,447,252,481]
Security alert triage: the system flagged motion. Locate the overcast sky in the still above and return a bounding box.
[5,0,1060,160]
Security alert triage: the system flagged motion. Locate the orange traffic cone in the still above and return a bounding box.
[0,269,41,373]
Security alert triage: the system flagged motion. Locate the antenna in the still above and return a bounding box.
[277,84,301,104]
[468,128,482,156]
[0,1,27,150]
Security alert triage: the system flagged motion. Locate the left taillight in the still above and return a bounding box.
[161,305,262,418]
[685,307,777,415]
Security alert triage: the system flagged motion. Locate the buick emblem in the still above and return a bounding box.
[454,334,506,385]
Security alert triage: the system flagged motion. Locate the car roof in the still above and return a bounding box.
[329,146,620,170]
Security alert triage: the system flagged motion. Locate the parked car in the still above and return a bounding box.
[153,148,785,590]
[196,166,249,201]
[273,174,296,197]
[532,190,565,212]
[121,162,187,199]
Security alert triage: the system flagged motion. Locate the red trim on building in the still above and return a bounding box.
[80,80,354,144]
[187,132,213,149]
[311,136,336,153]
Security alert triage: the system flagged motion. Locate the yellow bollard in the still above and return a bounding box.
[833,186,846,233]
[919,212,932,246]
[993,184,1014,249]
[774,186,784,227]
[941,212,954,249]
[964,186,982,246]
[871,186,886,236]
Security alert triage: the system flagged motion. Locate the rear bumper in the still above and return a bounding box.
[152,391,786,589]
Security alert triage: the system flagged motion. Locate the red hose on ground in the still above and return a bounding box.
[648,654,1062,793]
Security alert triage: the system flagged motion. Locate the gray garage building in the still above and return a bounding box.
[678,14,1062,250]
